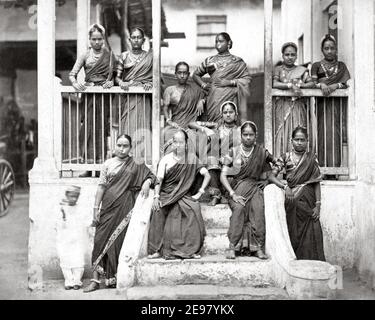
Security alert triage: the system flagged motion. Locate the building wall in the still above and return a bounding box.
[280,0,375,289]
[161,0,282,72]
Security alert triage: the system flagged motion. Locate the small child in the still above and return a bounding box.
[56,186,87,290]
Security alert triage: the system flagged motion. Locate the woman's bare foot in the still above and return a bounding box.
[147,252,161,259]
[192,254,201,259]
[83,280,100,293]
[225,249,236,260]
[254,249,268,260]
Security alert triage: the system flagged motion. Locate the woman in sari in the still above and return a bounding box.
[311,34,351,168]
[115,28,153,163]
[162,62,205,152]
[147,130,211,260]
[220,122,281,260]
[272,126,325,261]
[188,101,241,206]
[68,24,116,175]
[192,32,252,123]
[83,134,156,292]
[273,42,315,157]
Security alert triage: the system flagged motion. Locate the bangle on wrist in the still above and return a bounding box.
[201,83,206,89]
[316,201,321,205]
[230,191,235,197]
[282,185,288,191]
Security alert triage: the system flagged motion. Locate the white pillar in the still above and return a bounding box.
[29,0,58,179]
[152,0,161,169]
[264,0,273,152]
[77,0,91,83]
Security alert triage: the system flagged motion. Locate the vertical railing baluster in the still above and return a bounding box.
[282,97,285,155]
[272,97,275,154]
[93,93,96,166]
[127,94,130,135]
[340,97,343,165]
[135,94,138,159]
[118,94,121,135]
[332,98,335,167]
[143,93,146,164]
[68,95,72,164]
[109,93,113,158]
[307,98,310,151]
[102,93,105,162]
[76,93,79,164]
[85,94,88,164]
[324,98,327,167]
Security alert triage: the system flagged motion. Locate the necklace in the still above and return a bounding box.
[291,150,304,167]
[240,145,254,158]
[321,60,338,78]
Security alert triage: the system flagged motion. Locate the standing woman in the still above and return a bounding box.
[68,24,116,171]
[192,32,251,123]
[115,28,153,162]
[83,134,156,292]
[148,130,211,260]
[273,42,315,157]
[272,126,325,261]
[311,34,351,168]
[220,122,281,260]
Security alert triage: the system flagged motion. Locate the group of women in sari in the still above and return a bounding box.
[71,26,335,292]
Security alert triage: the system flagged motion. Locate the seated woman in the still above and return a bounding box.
[220,121,281,260]
[162,62,205,152]
[272,126,325,261]
[311,34,351,168]
[68,24,116,174]
[192,32,251,123]
[83,134,156,292]
[147,130,211,260]
[273,42,315,157]
[115,27,153,162]
[188,101,241,206]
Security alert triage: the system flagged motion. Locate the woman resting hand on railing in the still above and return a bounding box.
[311,34,351,97]
[67,24,116,176]
[84,134,157,293]
[272,126,325,261]
[311,34,351,168]
[115,27,153,162]
[272,42,315,157]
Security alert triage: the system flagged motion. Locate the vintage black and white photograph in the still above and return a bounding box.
[0,0,375,303]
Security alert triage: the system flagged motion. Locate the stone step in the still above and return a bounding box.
[201,204,231,229]
[135,255,274,287]
[203,229,229,255]
[125,284,289,300]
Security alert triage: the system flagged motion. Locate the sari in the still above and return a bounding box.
[195,54,251,123]
[148,153,206,259]
[117,50,153,163]
[226,144,276,253]
[311,60,351,168]
[276,151,325,261]
[63,48,116,163]
[273,65,313,157]
[162,83,205,152]
[91,156,156,286]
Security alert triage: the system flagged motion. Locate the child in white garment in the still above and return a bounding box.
[56,186,87,290]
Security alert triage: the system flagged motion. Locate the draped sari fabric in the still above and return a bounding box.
[273,65,312,157]
[311,61,351,168]
[63,48,116,163]
[162,83,205,152]
[227,145,274,252]
[119,51,153,163]
[148,153,206,259]
[196,55,251,123]
[282,152,326,261]
[92,156,155,285]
